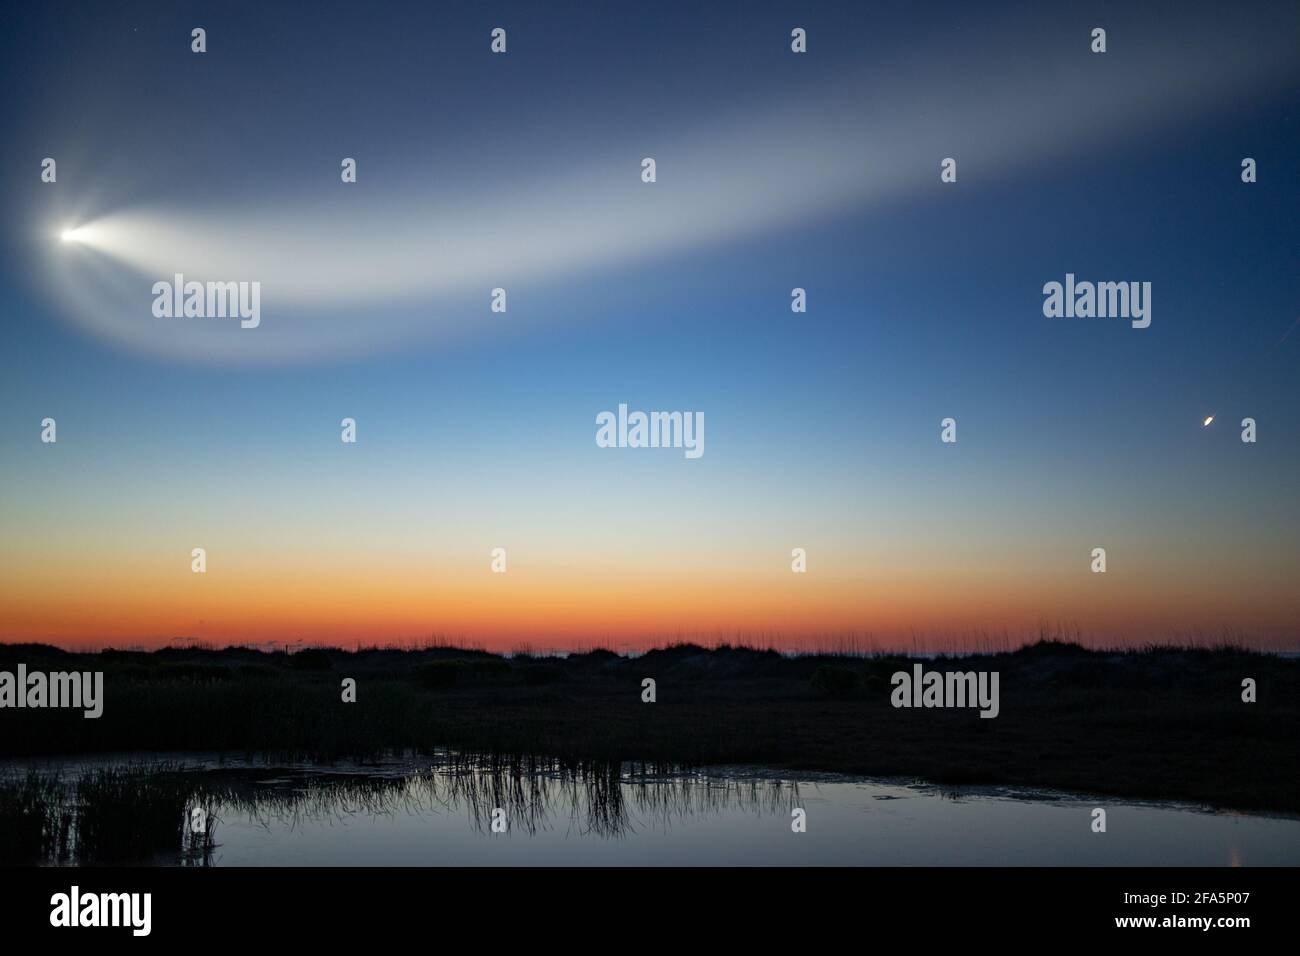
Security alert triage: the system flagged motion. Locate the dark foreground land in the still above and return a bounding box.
[0,641,1296,813]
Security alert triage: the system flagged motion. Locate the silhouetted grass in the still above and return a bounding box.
[0,756,799,862]
[0,771,73,864]
[73,764,214,864]
[0,640,1295,812]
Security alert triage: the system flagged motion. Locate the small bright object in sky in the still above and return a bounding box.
[60,227,83,243]
[1203,416,1214,427]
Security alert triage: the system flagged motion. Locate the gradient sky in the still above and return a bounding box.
[1,0,1298,651]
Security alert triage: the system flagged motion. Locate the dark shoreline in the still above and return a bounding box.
[1,640,1296,814]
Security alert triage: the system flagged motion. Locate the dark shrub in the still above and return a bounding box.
[156,663,231,683]
[811,665,860,699]
[518,663,564,686]
[288,648,334,671]
[236,663,278,680]
[415,660,465,688]
[414,658,513,688]
[470,659,512,681]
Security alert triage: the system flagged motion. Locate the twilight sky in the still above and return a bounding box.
[1,0,1298,651]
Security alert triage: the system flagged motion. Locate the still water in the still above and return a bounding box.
[5,754,1297,866]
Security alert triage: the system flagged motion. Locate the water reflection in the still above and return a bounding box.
[197,760,800,851]
[2,754,1296,867]
[0,755,801,865]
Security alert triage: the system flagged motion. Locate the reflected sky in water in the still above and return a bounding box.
[190,763,1300,866]
[5,755,1296,866]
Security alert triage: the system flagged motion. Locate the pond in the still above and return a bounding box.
[2,753,1296,866]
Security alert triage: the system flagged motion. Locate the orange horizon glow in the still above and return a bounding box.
[3,555,1297,653]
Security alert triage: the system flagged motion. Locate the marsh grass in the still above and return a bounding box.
[0,764,222,865]
[0,755,799,862]
[0,771,73,863]
[74,764,215,864]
